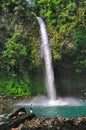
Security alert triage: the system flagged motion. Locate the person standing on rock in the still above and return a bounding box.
[30,104,33,113]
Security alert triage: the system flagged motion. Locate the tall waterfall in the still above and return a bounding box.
[37,17,57,101]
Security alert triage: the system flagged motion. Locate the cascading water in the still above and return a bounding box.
[37,17,57,101]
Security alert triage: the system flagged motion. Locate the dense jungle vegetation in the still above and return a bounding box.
[0,0,86,97]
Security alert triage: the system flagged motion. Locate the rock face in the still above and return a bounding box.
[9,113,35,128]
[8,107,35,128]
[0,96,26,114]
[9,107,26,118]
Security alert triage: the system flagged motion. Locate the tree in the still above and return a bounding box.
[2,31,27,75]
[73,26,86,73]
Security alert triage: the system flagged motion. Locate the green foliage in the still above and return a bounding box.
[34,0,86,65]
[2,31,27,74]
[73,26,86,73]
[0,75,31,96]
[0,0,40,96]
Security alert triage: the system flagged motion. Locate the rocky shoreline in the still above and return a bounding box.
[0,96,86,130]
[19,115,86,130]
[5,113,86,130]
[0,95,31,114]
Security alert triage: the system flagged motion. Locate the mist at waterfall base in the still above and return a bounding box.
[15,17,86,118]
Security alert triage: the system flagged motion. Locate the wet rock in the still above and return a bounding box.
[9,107,26,119]
[9,113,35,128]
[20,116,86,130]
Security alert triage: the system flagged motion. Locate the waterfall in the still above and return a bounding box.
[37,17,57,101]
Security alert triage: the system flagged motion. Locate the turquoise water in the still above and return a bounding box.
[16,101,86,118]
[31,105,86,117]
[1,102,86,130]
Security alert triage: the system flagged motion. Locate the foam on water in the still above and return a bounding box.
[16,96,82,107]
[0,114,9,125]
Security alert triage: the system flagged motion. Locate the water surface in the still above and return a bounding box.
[15,97,86,118]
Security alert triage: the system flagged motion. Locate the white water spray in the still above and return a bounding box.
[37,17,57,101]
